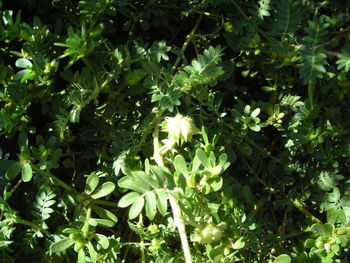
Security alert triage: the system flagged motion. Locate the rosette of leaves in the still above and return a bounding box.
[50,173,117,260]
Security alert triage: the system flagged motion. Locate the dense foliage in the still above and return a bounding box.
[1,0,350,262]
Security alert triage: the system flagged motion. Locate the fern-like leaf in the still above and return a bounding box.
[32,186,56,221]
[270,0,301,37]
[174,45,224,90]
[299,46,327,84]
[246,0,271,20]
[298,16,329,83]
[336,44,350,72]
[280,94,303,110]
[53,109,70,140]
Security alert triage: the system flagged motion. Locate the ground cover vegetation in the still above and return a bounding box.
[1,0,350,262]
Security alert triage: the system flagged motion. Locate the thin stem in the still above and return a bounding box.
[153,118,164,166]
[122,231,133,261]
[14,217,51,236]
[289,199,322,224]
[308,80,315,109]
[92,199,119,208]
[173,14,203,71]
[168,193,193,263]
[82,57,95,73]
[231,0,249,20]
[5,179,23,201]
[139,215,146,263]
[132,108,165,156]
[82,203,92,238]
[32,165,78,193]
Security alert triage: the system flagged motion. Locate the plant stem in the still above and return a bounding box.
[289,199,322,224]
[173,14,203,71]
[152,118,193,262]
[232,0,249,20]
[32,165,78,193]
[308,80,315,109]
[92,199,119,208]
[14,217,51,236]
[132,108,165,156]
[82,203,92,238]
[153,118,164,166]
[139,215,146,263]
[168,193,193,263]
[5,179,23,201]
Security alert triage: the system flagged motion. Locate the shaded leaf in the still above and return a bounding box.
[50,238,74,253]
[85,173,99,195]
[22,163,33,182]
[118,192,140,208]
[91,182,115,199]
[129,196,144,219]
[145,191,157,220]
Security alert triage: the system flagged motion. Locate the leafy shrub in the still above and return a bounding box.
[1,0,350,262]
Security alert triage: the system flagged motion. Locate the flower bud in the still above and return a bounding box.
[162,114,199,146]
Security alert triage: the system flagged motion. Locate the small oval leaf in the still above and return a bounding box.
[94,233,109,249]
[15,58,32,68]
[196,149,210,168]
[174,155,188,175]
[118,192,140,208]
[156,189,168,216]
[145,191,157,220]
[89,218,115,228]
[22,163,33,182]
[129,196,145,220]
[85,173,99,195]
[92,205,118,223]
[50,238,74,253]
[5,162,22,180]
[91,182,115,199]
[274,254,291,263]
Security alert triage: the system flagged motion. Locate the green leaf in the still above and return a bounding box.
[131,170,157,189]
[128,196,145,220]
[196,149,210,168]
[250,108,260,118]
[92,205,118,224]
[336,44,350,72]
[207,245,223,262]
[156,189,168,216]
[304,238,315,248]
[17,132,29,151]
[50,238,74,253]
[77,249,86,263]
[232,236,245,249]
[89,218,115,227]
[209,177,223,192]
[94,233,109,249]
[62,228,81,234]
[87,242,97,262]
[21,163,33,182]
[274,254,291,263]
[174,155,188,175]
[15,58,32,68]
[145,191,157,220]
[5,162,22,180]
[90,182,115,199]
[249,123,261,132]
[141,61,161,76]
[118,192,141,208]
[85,173,99,195]
[299,46,327,84]
[118,176,150,193]
[311,223,334,237]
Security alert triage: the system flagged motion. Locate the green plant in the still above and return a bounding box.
[1,0,350,262]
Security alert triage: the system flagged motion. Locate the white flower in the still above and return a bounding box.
[162,114,199,146]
